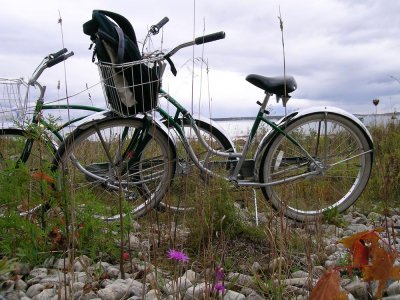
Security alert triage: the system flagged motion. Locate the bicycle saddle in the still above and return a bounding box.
[246,74,297,97]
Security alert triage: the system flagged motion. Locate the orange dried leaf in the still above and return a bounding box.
[362,245,397,298]
[340,229,382,268]
[309,270,348,300]
[31,171,55,183]
[340,230,381,250]
[352,239,369,267]
[391,266,400,280]
[49,227,63,244]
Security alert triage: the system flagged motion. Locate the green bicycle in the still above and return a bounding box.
[52,14,373,222]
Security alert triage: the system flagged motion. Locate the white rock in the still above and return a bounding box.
[29,268,48,278]
[72,281,85,292]
[227,272,255,288]
[346,224,368,233]
[144,288,161,300]
[14,279,27,291]
[74,255,91,272]
[128,279,146,297]
[281,278,316,290]
[129,235,141,249]
[183,269,197,282]
[163,276,192,295]
[387,281,400,296]
[73,271,88,283]
[97,278,143,300]
[26,283,45,298]
[107,266,120,279]
[367,212,382,222]
[184,282,209,299]
[31,288,56,300]
[291,270,309,278]
[325,244,338,256]
[251,262,262,273]
[223,290,245,300]
[53,258,71,270]
[344,280,368,300]
[268,257,287,273]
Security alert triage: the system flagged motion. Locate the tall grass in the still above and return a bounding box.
[0,121,399,298]
[356,121,400,213]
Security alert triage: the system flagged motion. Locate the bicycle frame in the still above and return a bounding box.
[156,88,324,188]
[16,80,104,163]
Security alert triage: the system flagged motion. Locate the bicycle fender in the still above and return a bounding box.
[73,111,178,148]
[253,106,374,178]
[191,115,236,152]
[72,110,117,129]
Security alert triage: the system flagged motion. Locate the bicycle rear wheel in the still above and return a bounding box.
[54,117,175,220]
[259,112,373,222]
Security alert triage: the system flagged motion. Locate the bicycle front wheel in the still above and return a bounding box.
[54,117,175,220]
[259,112,373,222]
[0,128,57,221]
[160,118,235,212]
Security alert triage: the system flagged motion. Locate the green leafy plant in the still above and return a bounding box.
[0,257,17,278]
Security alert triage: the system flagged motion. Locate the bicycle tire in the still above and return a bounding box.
[53,117,175,220]
[0,128,57,225]
[0,128,56,171]
[160,118,235,211]
[259,112,373,222]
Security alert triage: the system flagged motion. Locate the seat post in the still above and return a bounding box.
[258,92,272,113]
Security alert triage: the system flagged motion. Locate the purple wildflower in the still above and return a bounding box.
[215,266,224,281]
[167,249,189,263]
[213,282,225,293]
[213,266,225,294]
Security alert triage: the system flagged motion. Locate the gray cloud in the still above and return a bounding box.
[0,0,399,118]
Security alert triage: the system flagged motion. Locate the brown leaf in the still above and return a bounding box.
[31,171,55,183]
[352,239,370,267]
[339,229,382,268]
[362,245,397,298]
[48,227,66,250]
[309,270,348,300]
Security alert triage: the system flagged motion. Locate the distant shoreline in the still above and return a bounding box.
[212,112,399,122]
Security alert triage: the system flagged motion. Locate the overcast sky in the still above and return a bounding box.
[1,0,399,118]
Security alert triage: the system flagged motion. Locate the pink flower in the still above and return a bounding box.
[167,249,189,263]
[213,282,225,293]
[122,252,130,261]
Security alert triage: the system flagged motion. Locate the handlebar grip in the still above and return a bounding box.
[155,17,169,30]
[47,51,74,67]
[150,17,169,34]
[194,31,225,45]
[50,48,68,59]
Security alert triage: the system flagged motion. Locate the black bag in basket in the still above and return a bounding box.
[83,10,161,115]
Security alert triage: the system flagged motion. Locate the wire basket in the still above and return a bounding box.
[0,78,29,125]
[97,57,164,117]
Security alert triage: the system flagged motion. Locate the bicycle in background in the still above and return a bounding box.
[0,45,233,221]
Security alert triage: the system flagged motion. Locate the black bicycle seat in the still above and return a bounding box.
[246,74,297,96]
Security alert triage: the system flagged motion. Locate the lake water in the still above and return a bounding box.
[214,113,399,138]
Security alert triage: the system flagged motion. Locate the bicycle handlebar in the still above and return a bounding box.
[48,48,68,59]
[165,31,226,59]
[29,49,74,84]
[150,17,169,35]
[194,31,226,45]
[47,51,74,68]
